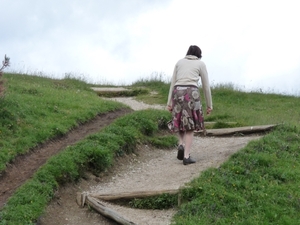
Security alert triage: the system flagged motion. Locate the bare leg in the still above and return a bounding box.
[176,131,185,160]
[178,131,185,146]
[184,131,194,158]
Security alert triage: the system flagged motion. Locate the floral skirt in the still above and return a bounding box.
[170,86,204,132]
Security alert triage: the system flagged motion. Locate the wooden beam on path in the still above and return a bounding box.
[90,189,179,201]
[195,124,278,137]
[86,196,137,225]
[91,87,129,92]
[91,87,132,97]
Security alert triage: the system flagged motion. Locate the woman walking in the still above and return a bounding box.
[167,45,213,165]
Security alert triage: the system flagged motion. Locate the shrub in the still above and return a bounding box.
[0,54,10,97]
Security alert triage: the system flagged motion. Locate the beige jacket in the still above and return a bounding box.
[167,55,213,109]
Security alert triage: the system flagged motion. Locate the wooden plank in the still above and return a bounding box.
[204,122,237,125]
[91,87,130,92]
[86,196,137,225]
[90,189,179,201]
[195,124,278,136]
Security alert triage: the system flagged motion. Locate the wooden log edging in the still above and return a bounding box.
[90,189,179,201]
[86,196,137,225]
[77,189,181,225]
[195,124,278,137]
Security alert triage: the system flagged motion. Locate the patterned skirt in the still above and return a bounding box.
[170,86,204,132]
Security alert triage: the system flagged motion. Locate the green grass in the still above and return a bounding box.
[208,85,300,127]
[1,72,300,224]
[131,73,170,105]
[0,108,176,225]
[129,193,178,209]
[173,125,300,225]
[133,80,300,127]
[0,73,125,172]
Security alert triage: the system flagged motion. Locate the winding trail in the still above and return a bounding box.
[0,90,265,224]
[0,108,132,209]
[38,97,262,225]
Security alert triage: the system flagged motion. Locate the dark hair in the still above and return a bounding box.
[186,45,202,59]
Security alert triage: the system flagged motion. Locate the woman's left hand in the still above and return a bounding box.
[167,105,172,112]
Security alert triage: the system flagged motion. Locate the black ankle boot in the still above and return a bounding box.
[177,145,184,160]
[183,156,196,165]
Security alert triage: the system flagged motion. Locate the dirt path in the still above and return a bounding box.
[0,108,132,209]
[37,97,262,225]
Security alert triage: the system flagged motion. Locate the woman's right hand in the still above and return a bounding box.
[206,107,212,115]
[167,105,172,112]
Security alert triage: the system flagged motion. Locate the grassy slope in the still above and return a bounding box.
[132,78,300,224]
[0,74,126,172]
[0,74,176,225]
[133,79,300,127]
[208,86,300,127]
[1,74,300,224]
[174,125,300,225]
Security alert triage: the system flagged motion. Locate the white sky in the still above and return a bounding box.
[1,0,300,95]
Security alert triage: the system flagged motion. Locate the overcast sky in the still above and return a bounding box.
[1,0,300,95]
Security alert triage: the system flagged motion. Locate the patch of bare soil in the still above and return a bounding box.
[37,97,262,225]
[0,108,132,209]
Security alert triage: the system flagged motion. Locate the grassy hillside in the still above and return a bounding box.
[132,77,300,127]
[0,74,128,172]
[1,73,300,224]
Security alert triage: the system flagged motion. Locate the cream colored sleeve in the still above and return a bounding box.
[200,63,213,109]
[167,65,177,107]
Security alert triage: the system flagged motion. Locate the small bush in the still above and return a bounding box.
[0,54,10,97]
